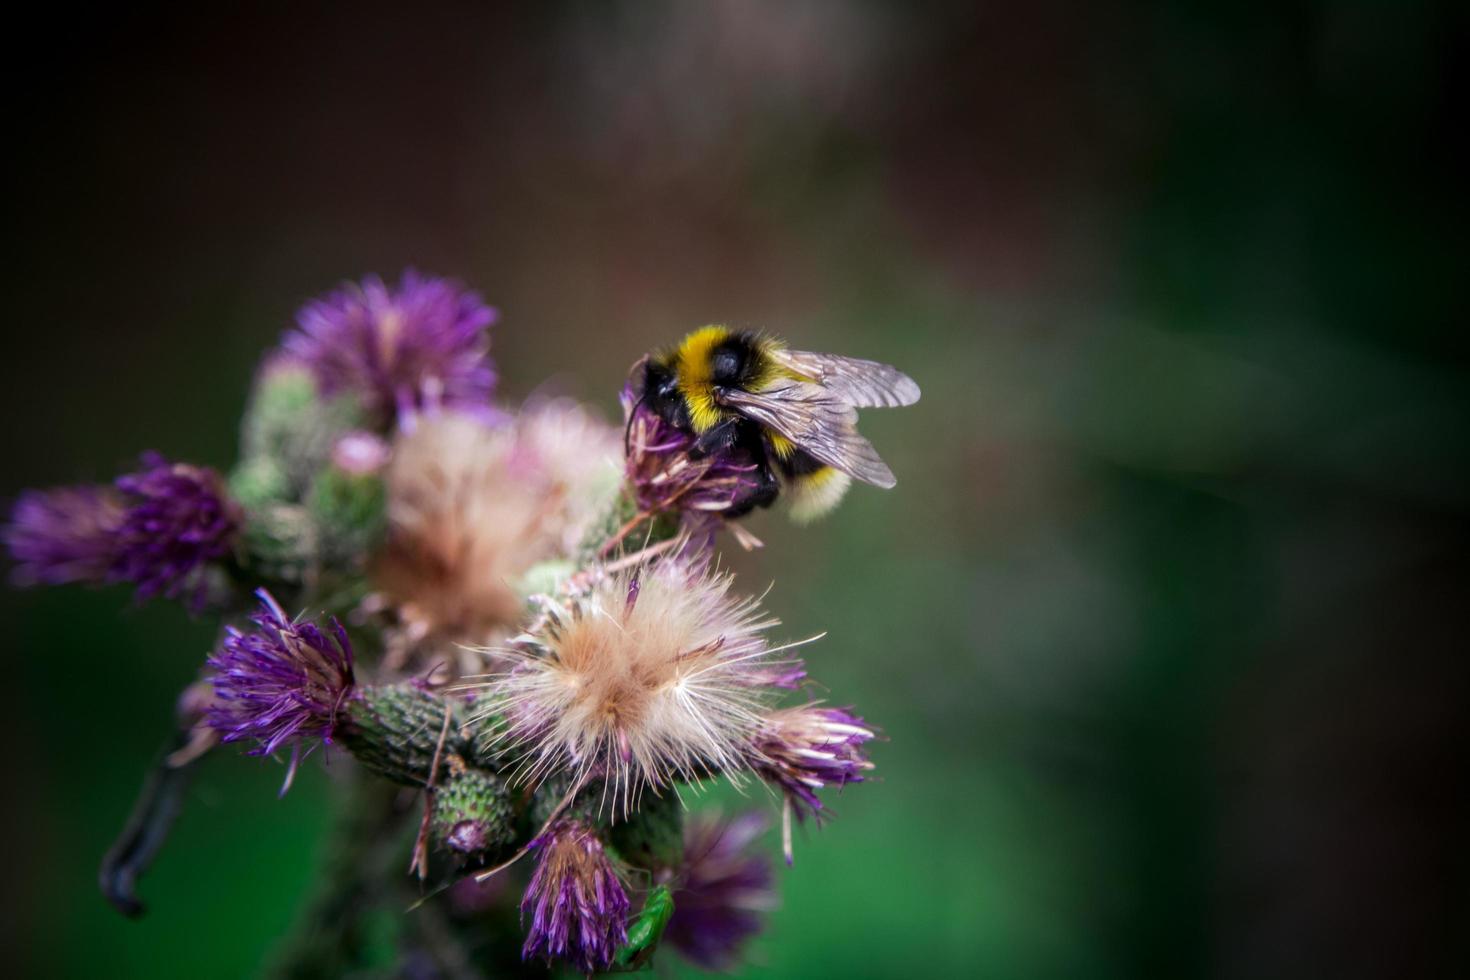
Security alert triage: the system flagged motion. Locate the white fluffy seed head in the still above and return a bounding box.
[481,558,799,817]
[371,402,620,669]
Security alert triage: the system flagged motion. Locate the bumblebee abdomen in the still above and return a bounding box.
[773,447,852,524]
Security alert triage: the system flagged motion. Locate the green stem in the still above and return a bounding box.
[265,766,412,980]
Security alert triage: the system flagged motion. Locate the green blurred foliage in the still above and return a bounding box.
[3,1,1465,978]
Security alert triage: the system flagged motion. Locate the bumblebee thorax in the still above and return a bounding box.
[670,325,785,432]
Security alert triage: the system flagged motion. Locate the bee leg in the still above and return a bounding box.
[750,463,780,509]
[688,418,741,461]
[725,460,780,518]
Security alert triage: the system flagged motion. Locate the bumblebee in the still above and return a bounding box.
[631,325,920,522]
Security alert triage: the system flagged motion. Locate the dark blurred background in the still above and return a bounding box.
[3,2,1467,977]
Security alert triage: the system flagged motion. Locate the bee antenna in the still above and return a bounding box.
[624,391,649,456]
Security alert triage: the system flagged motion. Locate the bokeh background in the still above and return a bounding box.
[3,2,1466,977]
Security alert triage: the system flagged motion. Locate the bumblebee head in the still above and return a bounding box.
[638,355,691,430]
[632,327,778,441]
[643,356,678,402]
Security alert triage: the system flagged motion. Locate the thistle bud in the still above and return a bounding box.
[605,789,684,870]
[306,454,387,568]
[235,501,316,585]
[228,456,293,512]
[431,768,515,860]
[240,356,367,497]
[240,356,319,461]
[337,683,471,786]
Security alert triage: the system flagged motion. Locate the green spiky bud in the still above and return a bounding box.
[574,486,683,567]
[241,359,318,460]
[307,465,386,568]
[431,768,516,860]
[228,456,293,512]
[240,359,367,496]
[339,684,472,786]
[237,501,316,584]
[574,487,639,566]
[526,773,599,830]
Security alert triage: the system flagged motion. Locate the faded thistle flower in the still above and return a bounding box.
[753,705,875,861]
[664,811,775,970]
[371,402,619,670]
[521,819,630,974]
[620,378,765,526]
[112,453,240,606]
[284,271,498,428]
[5,486,124,586]
[484,557,809,816]
[207,589,355,786]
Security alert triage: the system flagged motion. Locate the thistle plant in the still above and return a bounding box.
[6,271,903,976]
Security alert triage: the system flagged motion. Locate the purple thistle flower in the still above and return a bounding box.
[621,379,765,520]
[752,706,875,863]
[665,812,775,970]
[207,589,356,791]
[5,486,125,586]
[5,456,237,608]
[112,453,240,608]
[521,819,630,974]
[284,271,498,428]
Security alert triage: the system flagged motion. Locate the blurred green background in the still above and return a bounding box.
[3,2,1466,977]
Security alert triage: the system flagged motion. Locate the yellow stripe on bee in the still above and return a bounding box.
[750,340,803,391]
[674,326,730,386]
[806,466,840,485]
[675,325,732,433]
[767,432,796,460]
[671,325,803,433]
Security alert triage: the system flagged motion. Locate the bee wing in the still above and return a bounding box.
[720,382,898,488]
[770,349,921,408]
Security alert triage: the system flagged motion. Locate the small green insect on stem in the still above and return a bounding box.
[613,885,675,970]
